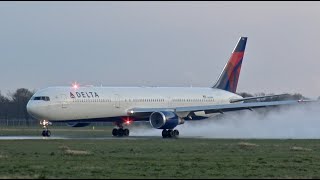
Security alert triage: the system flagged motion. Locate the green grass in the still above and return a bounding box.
[1,128,320,178]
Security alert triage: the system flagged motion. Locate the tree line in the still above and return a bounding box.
[0,88,35,125]
[0,88,312,126]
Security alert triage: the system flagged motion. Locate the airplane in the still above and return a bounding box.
[26,37,307,138]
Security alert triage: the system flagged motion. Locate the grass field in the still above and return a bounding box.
[1,127,320,179]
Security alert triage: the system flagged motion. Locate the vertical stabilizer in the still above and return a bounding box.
[212,37,247,93]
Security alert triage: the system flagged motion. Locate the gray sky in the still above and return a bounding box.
[1,1,320,98]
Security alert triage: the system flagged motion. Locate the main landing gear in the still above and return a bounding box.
[112,121,130,137]
[162,129,179,138]
[40,120,52,137]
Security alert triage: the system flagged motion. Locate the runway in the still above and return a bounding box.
[0,135,169,140]
[0,135,205,140]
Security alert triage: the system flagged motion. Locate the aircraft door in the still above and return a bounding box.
[61,94,69,108]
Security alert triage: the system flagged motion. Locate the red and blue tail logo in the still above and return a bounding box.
[213,37,247,93]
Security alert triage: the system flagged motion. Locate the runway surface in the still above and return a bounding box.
[0,136,177,140]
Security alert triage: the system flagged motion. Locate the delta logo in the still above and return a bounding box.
[70,92,99,98]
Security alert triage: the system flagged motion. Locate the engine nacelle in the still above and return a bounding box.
[66,122,91,127]
[149,111,184,129]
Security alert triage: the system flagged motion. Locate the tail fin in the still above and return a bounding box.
[212,37,247,93]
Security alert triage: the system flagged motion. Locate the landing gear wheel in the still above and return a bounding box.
[112,128,118,136]
[118,128,124,137]
[162,129,168,138]
[173,130,179,138]
[112,120,131,137]
[124,129,130,136]
[168,130,174,138]
[162,129,179,138]
[42,130,46,137]
[112,128,130,137]
[46,130,51,137]
[42,130,51,137]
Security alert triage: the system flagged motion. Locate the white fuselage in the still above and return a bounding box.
[26,86,242,121]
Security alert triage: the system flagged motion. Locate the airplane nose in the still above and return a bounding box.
[26,101,36,118]
[26,101,44,119]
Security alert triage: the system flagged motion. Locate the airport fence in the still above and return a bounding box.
[0,119,38,127]
[0,119,114,127]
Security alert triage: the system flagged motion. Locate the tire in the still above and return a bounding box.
[118,129,124,137]
[42,130,46,137]
[112,128,118,136]
[168,130,174,138]
[124,129,129,136]
[46,130,51,137]
[162,129,168,138]
[173,130,179,138]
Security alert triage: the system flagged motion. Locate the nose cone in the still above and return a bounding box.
[27,100,46,119]
[26,100,36,118]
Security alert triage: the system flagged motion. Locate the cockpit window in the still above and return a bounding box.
[33,96,50,101]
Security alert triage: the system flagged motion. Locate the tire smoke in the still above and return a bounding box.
[131,103,320,139]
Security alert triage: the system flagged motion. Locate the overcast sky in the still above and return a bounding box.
[0,1,319,98]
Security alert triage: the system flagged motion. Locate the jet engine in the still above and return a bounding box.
[149,111,184,129]
[66,122,91,127]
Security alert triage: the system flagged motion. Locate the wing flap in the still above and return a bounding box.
[229,94,288,103]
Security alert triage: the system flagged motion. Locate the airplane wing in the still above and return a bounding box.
[229,94,289,103]
[127,100,312,118]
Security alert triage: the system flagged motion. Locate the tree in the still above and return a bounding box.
[0,91,9,119]
[9,88,35,126]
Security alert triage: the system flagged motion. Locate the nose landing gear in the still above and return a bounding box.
[40,120,52,137]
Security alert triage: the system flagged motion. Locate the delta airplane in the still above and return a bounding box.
[26,37,305,138]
